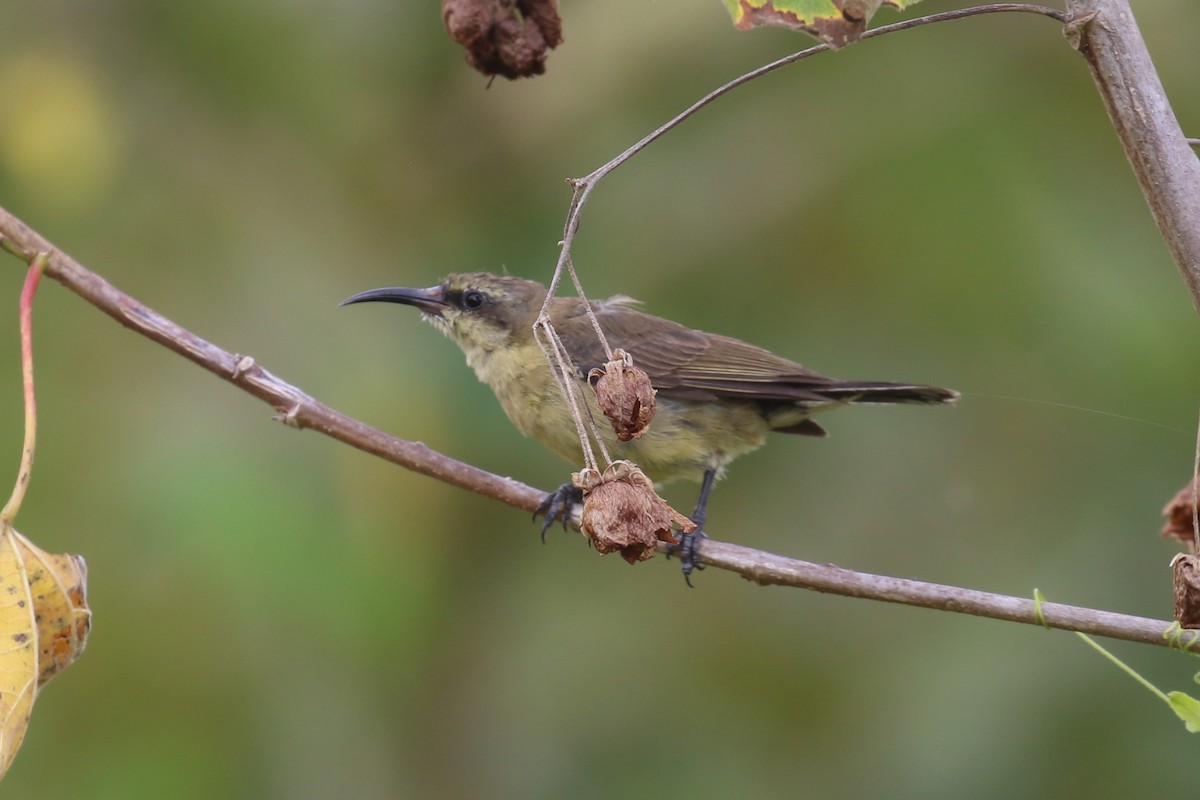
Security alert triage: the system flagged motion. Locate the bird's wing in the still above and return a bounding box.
[556,300,840,404]
[555,299,956,408]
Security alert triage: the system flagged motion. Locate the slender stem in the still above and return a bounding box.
[533,252,613,472]
[1076,633,1173,703]
[0,255,45,524]
[533,321,602,472]
[563,258,613,363]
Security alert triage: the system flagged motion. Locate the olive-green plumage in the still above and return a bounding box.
[342,272,957,487]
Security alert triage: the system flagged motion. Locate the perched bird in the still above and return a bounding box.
[343,272,957,579]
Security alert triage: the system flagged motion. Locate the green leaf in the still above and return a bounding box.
[720,0,923,47]
[1167,692,1200,733]
[1078,633,1200,735]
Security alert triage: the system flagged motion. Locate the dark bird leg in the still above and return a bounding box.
[671,467,716,586]
[535,483,583,543]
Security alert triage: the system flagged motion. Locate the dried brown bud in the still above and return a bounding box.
[1160,478,1200,552]
[573,461,695,565]
[441,0,563,80]
[588,349,656,442]
[1172,553,1200,629]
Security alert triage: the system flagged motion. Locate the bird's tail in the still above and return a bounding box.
[820,382,959,406]
[768,381,957,436]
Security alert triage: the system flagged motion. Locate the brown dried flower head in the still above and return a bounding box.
[1160,478,1200,552]
[572,461,695,565]
[587,349,656,442]
[1172,553,1200,629]
[441,0,563,79]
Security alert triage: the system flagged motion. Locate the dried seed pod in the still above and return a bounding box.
[573,461,695,565]
[1160,478,1200,552]
[588,349,656,442]
[1172,553,1200,629]
[441,0,563,79]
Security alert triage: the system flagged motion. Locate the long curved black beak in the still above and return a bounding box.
[340,285,448,316]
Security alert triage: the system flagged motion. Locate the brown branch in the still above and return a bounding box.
[1,205,1195,652]
[1065,0,1200,310]
[0,210,538,514]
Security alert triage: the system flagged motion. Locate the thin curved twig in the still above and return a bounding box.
[545,3,1067,300]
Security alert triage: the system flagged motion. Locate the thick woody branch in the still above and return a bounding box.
[1,205,1195,652]
[1065,0,1200,310]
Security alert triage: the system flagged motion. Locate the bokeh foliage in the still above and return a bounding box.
[1,1,1199,797]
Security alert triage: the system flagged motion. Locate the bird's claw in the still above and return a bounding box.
[667,528,708,587]
[535,483,583,543]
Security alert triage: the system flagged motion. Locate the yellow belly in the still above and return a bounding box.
[472,343,769,484]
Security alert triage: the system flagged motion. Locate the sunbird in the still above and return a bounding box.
[343,272,957,580]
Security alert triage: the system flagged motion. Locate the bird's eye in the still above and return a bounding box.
[462,290,486,310]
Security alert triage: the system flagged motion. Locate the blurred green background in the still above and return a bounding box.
[1,1,1198,797]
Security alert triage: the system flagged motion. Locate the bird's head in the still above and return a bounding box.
[341,272,547,355]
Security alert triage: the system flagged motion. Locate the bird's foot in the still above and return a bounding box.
[667,527,708,587]
[534,483,583,543]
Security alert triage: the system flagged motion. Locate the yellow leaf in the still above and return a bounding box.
[0,525,38,778]
[12,531,90,688]
[0,522,90,780]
